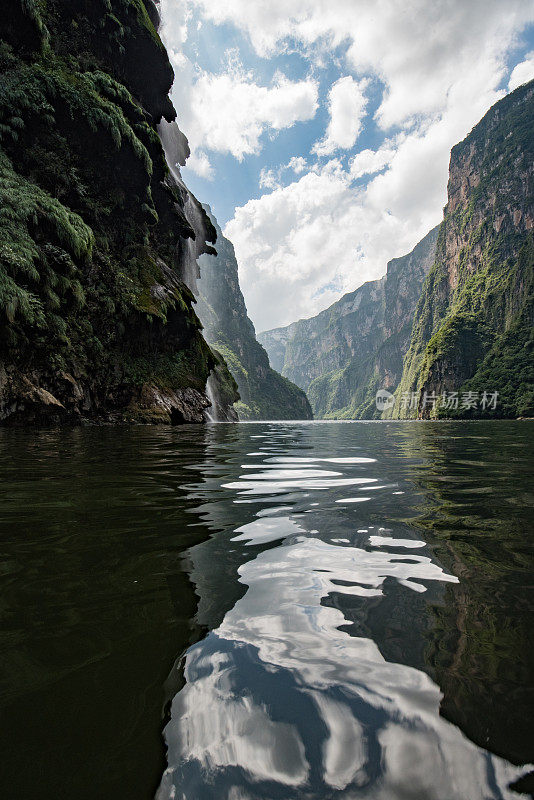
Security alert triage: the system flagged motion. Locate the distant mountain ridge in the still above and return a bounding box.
[259,226,438,418]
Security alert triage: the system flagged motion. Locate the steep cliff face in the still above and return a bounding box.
[0,0,238,424]
[195,209,313,420]
[157,123,240,422]
[259,227,438,418]
[395,80,534,419]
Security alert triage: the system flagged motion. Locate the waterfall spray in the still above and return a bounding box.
[157,120,204,293]
[157,119,233,421]
[155,0,237,422]
[204,372,218,422]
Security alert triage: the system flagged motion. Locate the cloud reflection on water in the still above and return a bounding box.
[158,429,531,800]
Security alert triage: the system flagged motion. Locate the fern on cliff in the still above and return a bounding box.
[0,153,92,342]
[0,0,232,421]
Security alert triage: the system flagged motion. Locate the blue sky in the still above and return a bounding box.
[176,15,404,226]
[160,0,534,331]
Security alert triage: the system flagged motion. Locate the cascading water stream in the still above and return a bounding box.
[157,116,229,421]
[204,372,218,422]
[157,119,204,293]
[154,6,236,421]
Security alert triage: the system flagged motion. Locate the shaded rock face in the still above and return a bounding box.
[195,208,313,421]
[259,227,438,418]
[156,128,239,422]
[395,80,534,419]
[126,385,210,425]
[0,371,72,426]
[0,0,236,425]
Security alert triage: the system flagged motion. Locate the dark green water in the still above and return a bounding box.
[0,421,533,799]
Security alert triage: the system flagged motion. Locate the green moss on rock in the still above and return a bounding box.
[395,81,534,419]
[0,0,220,424]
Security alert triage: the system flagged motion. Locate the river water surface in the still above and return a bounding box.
[0,421,533,799]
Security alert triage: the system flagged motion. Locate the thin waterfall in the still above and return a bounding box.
[155,4,235,421]
[204,372,217,422]
[157,119,204,293]
[157,119,230,421]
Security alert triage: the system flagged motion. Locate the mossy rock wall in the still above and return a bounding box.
[0,0,235,423]
[394,81,534,419]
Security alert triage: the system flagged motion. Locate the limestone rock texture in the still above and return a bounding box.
[394,80,534,418]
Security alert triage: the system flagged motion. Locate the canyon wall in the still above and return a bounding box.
[261,81,534,420]
[196,209,313,420]
[259,227,438,418]
[0,0,238,424]
[394,80,534,418]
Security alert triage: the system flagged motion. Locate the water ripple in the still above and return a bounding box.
[159,424,533,799]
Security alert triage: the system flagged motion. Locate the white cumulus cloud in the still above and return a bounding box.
[162,0,534,330]
[288,156,308,174]
[159,6,319,176]
[509,52,534,90]
[225,69,512,331]
[259,167,280,190]
[187,67,318,161]
[313,76,369,156]
[224,156,433,332]
[349,147,396,180]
